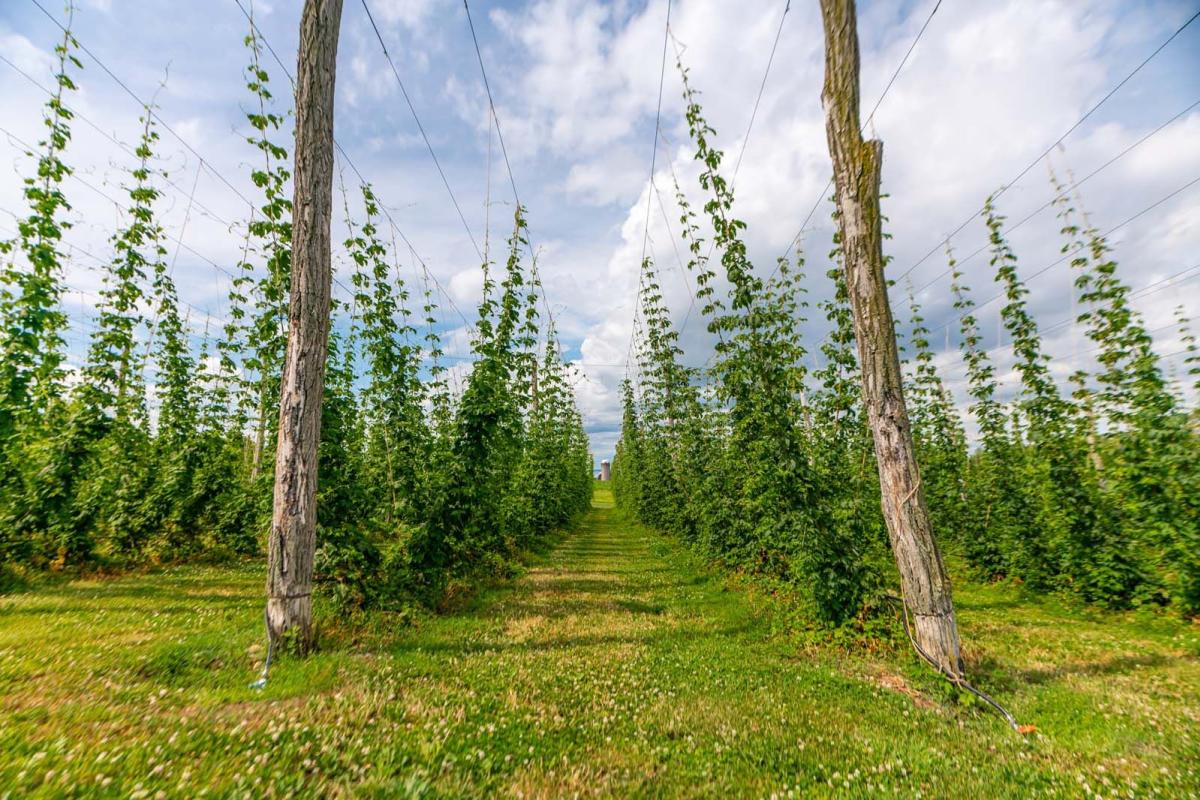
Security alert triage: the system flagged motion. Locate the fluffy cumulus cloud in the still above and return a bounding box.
[1,0,1197,461]
[372,0,446,30]
[478,0,1200,458]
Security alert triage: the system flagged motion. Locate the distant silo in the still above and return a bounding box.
[600,459,611,481]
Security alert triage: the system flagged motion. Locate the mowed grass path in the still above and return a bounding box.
[1,486,1198,797]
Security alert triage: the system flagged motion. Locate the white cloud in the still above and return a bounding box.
[2,0,1196,465]
[492,0,1200,458]
[372,0,445,30]
[561,148,646,207]
[0,33,56,78]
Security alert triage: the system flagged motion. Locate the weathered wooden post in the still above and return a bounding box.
[818,0,964,674]
[266,0,344,654]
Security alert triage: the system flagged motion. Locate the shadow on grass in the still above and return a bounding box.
[388,621,756,659]
[0,589,252,618]
[485,596,673,620]
[967,650,1190,692]
[953,597,1026,613]
[523,576,705,595]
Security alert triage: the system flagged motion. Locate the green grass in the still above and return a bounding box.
[1,485,1197,797]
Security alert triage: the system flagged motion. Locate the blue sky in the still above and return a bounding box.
[2,0,1199,462]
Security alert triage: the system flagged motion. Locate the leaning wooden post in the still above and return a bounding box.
[266,0,344,654]
[818,0,964,675]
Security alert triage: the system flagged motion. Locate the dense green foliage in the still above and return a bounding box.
[614,58,1200,622]
[0,18,591,608]
[616,61,887,626]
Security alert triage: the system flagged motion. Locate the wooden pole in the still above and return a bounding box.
[818,0,964,674]
[266,0,343,654]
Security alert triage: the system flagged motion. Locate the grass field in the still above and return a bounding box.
[1,485,1197,798]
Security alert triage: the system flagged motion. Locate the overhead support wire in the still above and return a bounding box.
[30,0,260,213]
[892,7,1200,286]
[623,0,673,375]
[729,0,791,186]
[925,171,1200,340]
[672,0,792,353]
[920,263,1200,383]
[360,0,485,263]
[230,0,472,331]
[911,95,1200,296]
[462,0,558,332]
[29,0,374,318]
[0,125,242,286]
[0,52,238,232]
[772,0,942,279]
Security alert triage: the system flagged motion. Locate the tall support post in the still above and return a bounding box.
[266,0,344,654]
[818,0,964,674]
